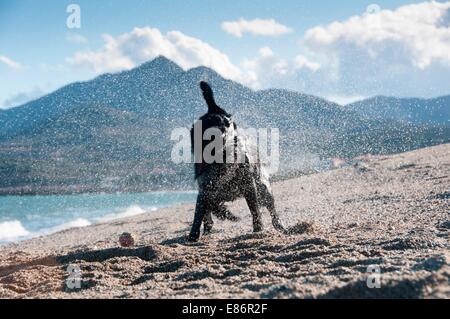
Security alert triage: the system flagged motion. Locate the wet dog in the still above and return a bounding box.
[188,81,286,241]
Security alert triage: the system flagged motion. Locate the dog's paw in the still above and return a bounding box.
[187,232,200,242]
[253,224,264,233]
[203,227,213,236]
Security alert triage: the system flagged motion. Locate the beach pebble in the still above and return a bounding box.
[119,232,135,247]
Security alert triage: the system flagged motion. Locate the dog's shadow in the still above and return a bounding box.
[160,235,208,247]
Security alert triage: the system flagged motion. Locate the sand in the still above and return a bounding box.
[0,144,449,299]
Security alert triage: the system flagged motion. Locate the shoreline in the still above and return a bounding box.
[0,186,198,197]
[0,191,199,246]
[0,143,449,298]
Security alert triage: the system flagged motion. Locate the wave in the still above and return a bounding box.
[0,218,92,244]
[96,205,157,223]
[0,205,158,245]
[40,218,92,235]
[0,220,30,242]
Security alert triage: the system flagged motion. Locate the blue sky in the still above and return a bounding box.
[1,0,450,108]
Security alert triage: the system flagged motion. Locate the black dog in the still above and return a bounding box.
[188,81,286,242]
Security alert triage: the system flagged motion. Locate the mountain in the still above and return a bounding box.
[345,95,450,126]
[1,56,449,195]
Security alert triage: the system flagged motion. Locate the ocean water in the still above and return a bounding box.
[0,191,197,244]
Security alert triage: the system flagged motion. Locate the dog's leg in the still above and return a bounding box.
[188,192,209,242]
[259,183,287,234]
[203,210,214,235]
[265,192,286,233]
[243,178,263,232]
[211,203,240,222]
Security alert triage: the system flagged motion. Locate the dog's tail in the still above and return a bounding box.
[200,81,229,115]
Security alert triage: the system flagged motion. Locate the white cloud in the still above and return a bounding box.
[68,34,135,74]
[293,55,321,72]
[67,27,243,82]
[242,47,320,89]
[242,47,288,88]
[291,1,450,98]
[304,1,450,69]
[259,46,275,58]
[66,32,88,44]
[0,55,22,69]
[221,18,293,38]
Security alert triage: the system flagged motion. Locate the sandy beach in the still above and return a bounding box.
[0,144,449,299]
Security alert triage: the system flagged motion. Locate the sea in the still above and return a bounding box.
[0,191,197,245]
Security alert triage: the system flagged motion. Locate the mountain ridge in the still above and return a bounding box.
[3,55,450,119]
[0,56,449,194]
[346,95,450,125]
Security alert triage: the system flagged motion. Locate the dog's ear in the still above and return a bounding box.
[199,81,230,116]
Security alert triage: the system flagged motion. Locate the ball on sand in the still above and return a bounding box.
[119,232,135,247]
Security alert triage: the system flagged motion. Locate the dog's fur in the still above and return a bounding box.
[188,81,286,241]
